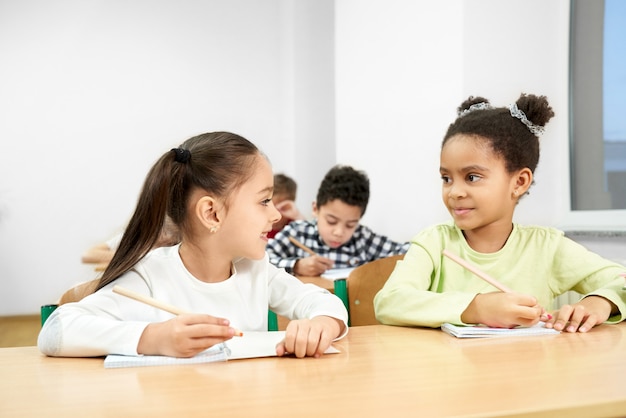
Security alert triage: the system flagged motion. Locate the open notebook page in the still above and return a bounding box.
[104,331,340,368]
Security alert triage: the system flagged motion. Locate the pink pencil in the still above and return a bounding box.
[442,249,514,293]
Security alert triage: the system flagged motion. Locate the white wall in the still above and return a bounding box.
[335,0,463,238]
[0,0,329,314]
[335,0,570,237]
[0,0,572,315]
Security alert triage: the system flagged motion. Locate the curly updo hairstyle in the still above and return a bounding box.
[443,93,555,174]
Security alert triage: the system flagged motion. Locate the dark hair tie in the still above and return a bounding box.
[172,148,191,163]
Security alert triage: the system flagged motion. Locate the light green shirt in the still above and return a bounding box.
[374,222,626,328]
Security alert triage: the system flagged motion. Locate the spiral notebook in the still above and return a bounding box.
[103,331,340,368]
[441,322,560,339]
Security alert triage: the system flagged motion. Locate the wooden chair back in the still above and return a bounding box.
[347,254,404,326]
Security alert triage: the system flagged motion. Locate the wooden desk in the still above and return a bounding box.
[2,324,625,417]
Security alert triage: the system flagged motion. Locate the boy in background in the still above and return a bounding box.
[266,165,408,276]
[269,173,305,239]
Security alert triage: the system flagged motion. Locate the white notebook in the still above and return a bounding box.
[441,322,560,339]
[320,267,356,280]
[104,331,340,368]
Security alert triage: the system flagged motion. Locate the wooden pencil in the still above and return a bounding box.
[442,249,513,293]
[288,236,316,256]
[112,285,243,336]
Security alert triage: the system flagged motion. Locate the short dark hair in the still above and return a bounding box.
[316,165,370,216]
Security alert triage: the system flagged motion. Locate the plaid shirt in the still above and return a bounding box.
[266,219,409,273]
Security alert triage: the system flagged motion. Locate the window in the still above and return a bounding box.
[569,0,626,220]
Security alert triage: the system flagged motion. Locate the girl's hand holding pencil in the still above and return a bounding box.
[461,292,550,329]
[443,249,551,328]
[137,313,239,358]
[442,249,619,333]
[113,285,242,358]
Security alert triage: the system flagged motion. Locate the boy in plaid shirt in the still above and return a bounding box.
[266,165,408,276]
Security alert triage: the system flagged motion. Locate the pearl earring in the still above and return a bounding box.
[210,226,218,233]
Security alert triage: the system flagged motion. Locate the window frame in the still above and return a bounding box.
[564,0,626,231]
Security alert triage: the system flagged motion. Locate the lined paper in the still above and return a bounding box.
[104,344,228,368]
